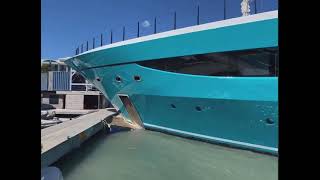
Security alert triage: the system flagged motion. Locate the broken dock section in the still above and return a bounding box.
[41,108,137,167]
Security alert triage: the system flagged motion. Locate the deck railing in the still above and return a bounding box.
[74,0,278,55]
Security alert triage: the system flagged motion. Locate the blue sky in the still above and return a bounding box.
[41,0,277,59]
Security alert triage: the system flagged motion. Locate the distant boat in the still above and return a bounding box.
[65,9,278,154]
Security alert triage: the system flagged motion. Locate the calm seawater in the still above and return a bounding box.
[54,130,277,180]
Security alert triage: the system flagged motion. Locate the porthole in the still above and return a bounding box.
[265,118,275,125]
[195,106,202,111]
[115,76,121,82]
[134,75,141,81]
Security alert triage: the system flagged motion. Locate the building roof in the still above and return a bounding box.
[41,57,71,65]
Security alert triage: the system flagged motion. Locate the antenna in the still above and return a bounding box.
[241,0,251,16]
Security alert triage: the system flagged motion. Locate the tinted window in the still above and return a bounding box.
[138,47,278,77]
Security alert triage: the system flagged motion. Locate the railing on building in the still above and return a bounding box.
[41,71,98,92]
[41,73,48,91]
[41,71,70,91]
[41,61,98,92]
[74,0,278,55]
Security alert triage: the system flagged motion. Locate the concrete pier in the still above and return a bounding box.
[46,109,98,115]
[41,108,136,167]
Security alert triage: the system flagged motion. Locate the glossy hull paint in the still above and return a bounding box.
[65,11,278,154]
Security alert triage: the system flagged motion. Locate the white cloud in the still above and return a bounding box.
[142,20,151,28]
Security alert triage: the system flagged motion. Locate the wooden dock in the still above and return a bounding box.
[41,108,137,167]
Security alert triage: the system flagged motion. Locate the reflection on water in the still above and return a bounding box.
[54,130,277,180]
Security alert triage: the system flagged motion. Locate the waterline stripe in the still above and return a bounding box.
[144,123,278,152]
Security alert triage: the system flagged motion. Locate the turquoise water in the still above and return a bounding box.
[54,130,277,180]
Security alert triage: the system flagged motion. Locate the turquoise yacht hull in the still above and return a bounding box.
[65,11,278,154]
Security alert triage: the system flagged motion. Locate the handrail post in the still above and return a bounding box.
[254,0,257,14]
[154,17,157,34]
[174,11,177,30]
[224,0,226,19]
[86,41,89,51]
[137,21,140,37]
[110,30,113,44]
[197,5,200,25]
[100,33,103,46]
[123,26,125,41]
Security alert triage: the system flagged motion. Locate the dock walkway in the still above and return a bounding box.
[46,109,98,115]
[41,108,136,167]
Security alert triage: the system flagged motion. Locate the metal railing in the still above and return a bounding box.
[41,70,98,92]
[74,0,277,55]
[41,71,70,91]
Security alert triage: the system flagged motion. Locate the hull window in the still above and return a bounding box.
[138,47,278,77]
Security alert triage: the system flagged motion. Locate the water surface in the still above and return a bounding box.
[54,130,277,180]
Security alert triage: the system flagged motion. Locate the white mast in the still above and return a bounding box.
[241,0,251,16]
